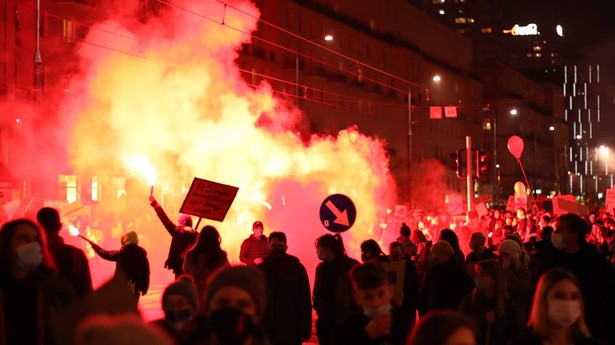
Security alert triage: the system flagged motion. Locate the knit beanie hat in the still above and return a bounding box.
[498,239,521,261]
[162,275,198,309]
[121,231,139,246]
[430,240,454,264]
[178,214,193,227]
[205,266,265,316]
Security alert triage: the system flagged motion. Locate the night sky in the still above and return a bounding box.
[504,0,615,82]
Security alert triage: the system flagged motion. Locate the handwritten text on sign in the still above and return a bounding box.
[179,178,239,222]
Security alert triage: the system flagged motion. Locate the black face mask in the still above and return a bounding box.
[209,307,255,345]
[165,309,193,323]
[268,248,285,260]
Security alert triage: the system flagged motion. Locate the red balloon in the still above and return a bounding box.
[507,135,524,160]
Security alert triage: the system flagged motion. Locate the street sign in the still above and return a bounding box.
[319,194,356,233]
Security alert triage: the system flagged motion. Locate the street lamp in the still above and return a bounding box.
[510,108,518,116]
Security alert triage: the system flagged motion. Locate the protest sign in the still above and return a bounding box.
[179,178,239,222]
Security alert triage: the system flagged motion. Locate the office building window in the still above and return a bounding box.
[455,18,467,24]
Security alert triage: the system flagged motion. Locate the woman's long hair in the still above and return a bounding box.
[0,218,57,284]
[315,233,347,258]
[527,268,590,339]
[473,259,508,316]
[185,225,227,269]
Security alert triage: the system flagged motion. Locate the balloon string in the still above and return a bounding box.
[517,159,538,211]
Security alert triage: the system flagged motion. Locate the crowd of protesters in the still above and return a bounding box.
[2,198,615,345]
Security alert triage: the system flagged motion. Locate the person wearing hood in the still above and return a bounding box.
[91,231,150,301]
[151,275,208,345]
[149,195,198,278]
[417,240,474,316]
[240,221,269,266]
[258,231,311,345]
[498,239,532,323]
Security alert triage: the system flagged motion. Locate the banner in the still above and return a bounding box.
[429,106,442,119]
[180,178,239,222]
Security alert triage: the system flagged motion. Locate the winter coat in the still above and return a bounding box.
[418,259,474,316]
[0,270,76,345]
[313,255,360,325]
[150,200,198,276]
[239,235,269,265]
[258,253,312,345]
[459,292,521,345]
[182,250,229,305]
[91,243,150,296]
[331,308,412,345]
[47,235,93,298]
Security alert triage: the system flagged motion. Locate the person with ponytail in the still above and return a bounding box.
[313,233,359,345]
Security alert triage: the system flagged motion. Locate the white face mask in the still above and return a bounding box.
[363,303,391,320]
[548,300,581,327]
[16,242,43,272]
[551,233,566,250]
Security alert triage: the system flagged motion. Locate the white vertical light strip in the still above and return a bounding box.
[590,122,593,139]
[573,122,577,137]
[565,109,569,121]
[585,160,588,175]
[597,95,601,122]
[586,146,589,163]
[580,175,584,194]
[578,109,582,123]
[589,65,592,83]
[573,82,576,97]
[564,65,568,84]
[575,161,578,174]
[584,83,588,109]
[580,121,583,137]
[569,146,573,162]
[588,109,591,123]
[611,174,613,189]
[597,64,600,83]
[574,65,577,83]
[563,83,567,96]
[569,95,573,110]
[590,160,593,175]
[595,176,598,191]
[570,174,574,193]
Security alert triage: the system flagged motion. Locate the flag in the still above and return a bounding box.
[430,106,442,119]
[444,106,458,118]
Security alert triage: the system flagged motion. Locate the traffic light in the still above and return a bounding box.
[449,149,466,179]
[475,150,490,178]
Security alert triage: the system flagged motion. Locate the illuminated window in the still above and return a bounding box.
[481,27,493,33]
[468,18,475,23]
[527,53,533,58]
[455,18,467,23]
[92,176,99,201]
[60,175,78,203]
[455,0,466,2]
[63,19,74,43]
[112,177,126,200]
[432,0,445,3]
[533,45,542,51]
[535,53,542,57]
[439,9,445,15]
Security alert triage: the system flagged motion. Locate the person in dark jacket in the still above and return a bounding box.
[514,268,604,345]
[332,262,412,345]
[240,220,269,266]
[36,206,93,297]
[149,195,198,277]
[418,240,474,316]
[313,233,359,345]
[0,218,77,345]
[388,241,420,322]
[150,275,208,345]
[534,213,615,344]
[465,232,496,275]
[90,231,150,301]
[258,231,312,345]
[459,260,521,345]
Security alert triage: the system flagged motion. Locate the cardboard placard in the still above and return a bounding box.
[179,178,239,222]
[552,196,588,216]
[505,196,516,212]
[475,202,488,218]
[447,194,463,215]
[606,189,615,212]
